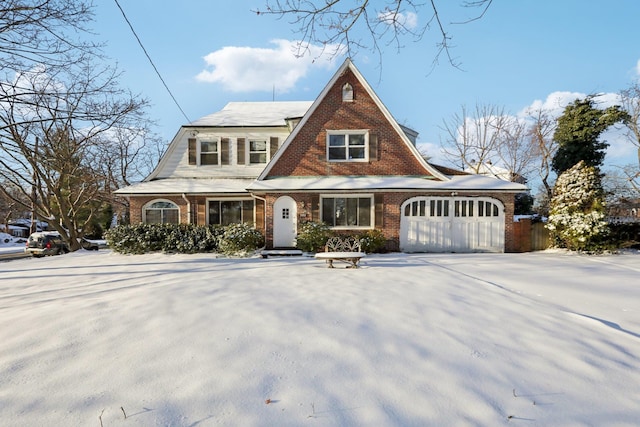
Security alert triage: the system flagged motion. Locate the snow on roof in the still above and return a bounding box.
[248,175,528,192]
[114,178,256,195]
[188,101,313,127]
[115,174,527,195]
[464,162,521,182]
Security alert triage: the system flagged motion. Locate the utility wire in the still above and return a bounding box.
[113,0,191,123]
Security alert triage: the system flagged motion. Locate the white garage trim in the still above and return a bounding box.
[400,196,505,253]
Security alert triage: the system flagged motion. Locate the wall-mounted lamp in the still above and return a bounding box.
[190,130,199,137]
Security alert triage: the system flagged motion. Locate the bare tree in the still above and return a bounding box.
[439,103,509,172]
[497,116,540,182]
[0,60,156,250]
[525,107,557,199]
[618,83,640,191]
[254,0,492,69]
[0,0,97,74]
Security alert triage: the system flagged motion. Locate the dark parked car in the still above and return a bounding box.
[25,232,70,257]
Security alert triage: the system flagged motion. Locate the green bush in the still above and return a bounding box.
[547,161,610,252]
[295,221,333,252]
[217,223,265,256]
[105,223,166,254]
[357,229,387,253]
[105,223,259,255]
[608,221,640,249]
[164,223,221,253]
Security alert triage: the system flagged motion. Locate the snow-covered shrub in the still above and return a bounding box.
[106,223,224,254]
[295,221,332,253]
[217,223,264,256]
[357,229,387,253]
[547,161,610,252]
[164,224,221,253]
[105,223,163,254]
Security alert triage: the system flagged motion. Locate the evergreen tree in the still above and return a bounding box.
[547,161,609,251]
[551,97,629,174]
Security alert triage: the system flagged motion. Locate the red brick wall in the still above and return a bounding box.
[266,68,433,178]
[261,192,517,252]
[128,195,190,224]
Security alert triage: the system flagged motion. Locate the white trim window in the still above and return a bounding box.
[321,195,373,228]
[327,130,368,162]
[200,139,219,165]
[249,140,267,164]
[208,199,255,226]
[144,200,179,224]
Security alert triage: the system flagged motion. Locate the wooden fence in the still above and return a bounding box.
[512,218,549,252]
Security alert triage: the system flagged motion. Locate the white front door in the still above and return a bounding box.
[273,196,297,248]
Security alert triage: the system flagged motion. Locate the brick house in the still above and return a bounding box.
[116,59,527,252]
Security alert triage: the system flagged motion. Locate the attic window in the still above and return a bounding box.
[327,130,368,162]
[342,83,353,102]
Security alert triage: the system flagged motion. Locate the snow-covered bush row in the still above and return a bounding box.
[105,223,263,256]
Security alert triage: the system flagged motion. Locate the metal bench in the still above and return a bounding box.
[314,237,366,268]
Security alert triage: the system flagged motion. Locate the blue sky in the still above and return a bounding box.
[92,1,640,172]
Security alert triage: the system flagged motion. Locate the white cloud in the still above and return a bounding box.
[378,11,418,30]
[195,39,343,93]
[519,91,624,119]
[636,59,640,77]
[518,91,586,118]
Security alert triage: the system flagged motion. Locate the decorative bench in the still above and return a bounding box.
[314,237,366,268]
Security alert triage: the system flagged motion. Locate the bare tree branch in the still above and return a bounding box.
[254,0,492,70]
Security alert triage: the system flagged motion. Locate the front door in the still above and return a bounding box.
[273,196,297,248]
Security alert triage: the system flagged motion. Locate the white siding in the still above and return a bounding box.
[155,127,292,179]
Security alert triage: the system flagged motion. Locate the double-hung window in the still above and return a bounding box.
[249,140,267,164]
[200,139,218,165]
[321,196,372,228]
[327,131,368,161]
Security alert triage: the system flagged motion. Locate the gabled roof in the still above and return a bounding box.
[188,101,313,127]
[257,58,449,181]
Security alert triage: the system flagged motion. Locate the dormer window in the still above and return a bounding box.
[342,83,353,102]
[188,136,230,166]
[200,139,219,165]
[249,140,267,164]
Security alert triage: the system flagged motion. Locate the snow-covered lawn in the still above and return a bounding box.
[1,250,639,426]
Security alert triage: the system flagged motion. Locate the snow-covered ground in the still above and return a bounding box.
[1,249,639,426]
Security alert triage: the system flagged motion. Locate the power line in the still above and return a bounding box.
[113,0,191,123]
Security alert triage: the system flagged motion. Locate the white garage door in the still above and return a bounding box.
[400,197,505,253]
